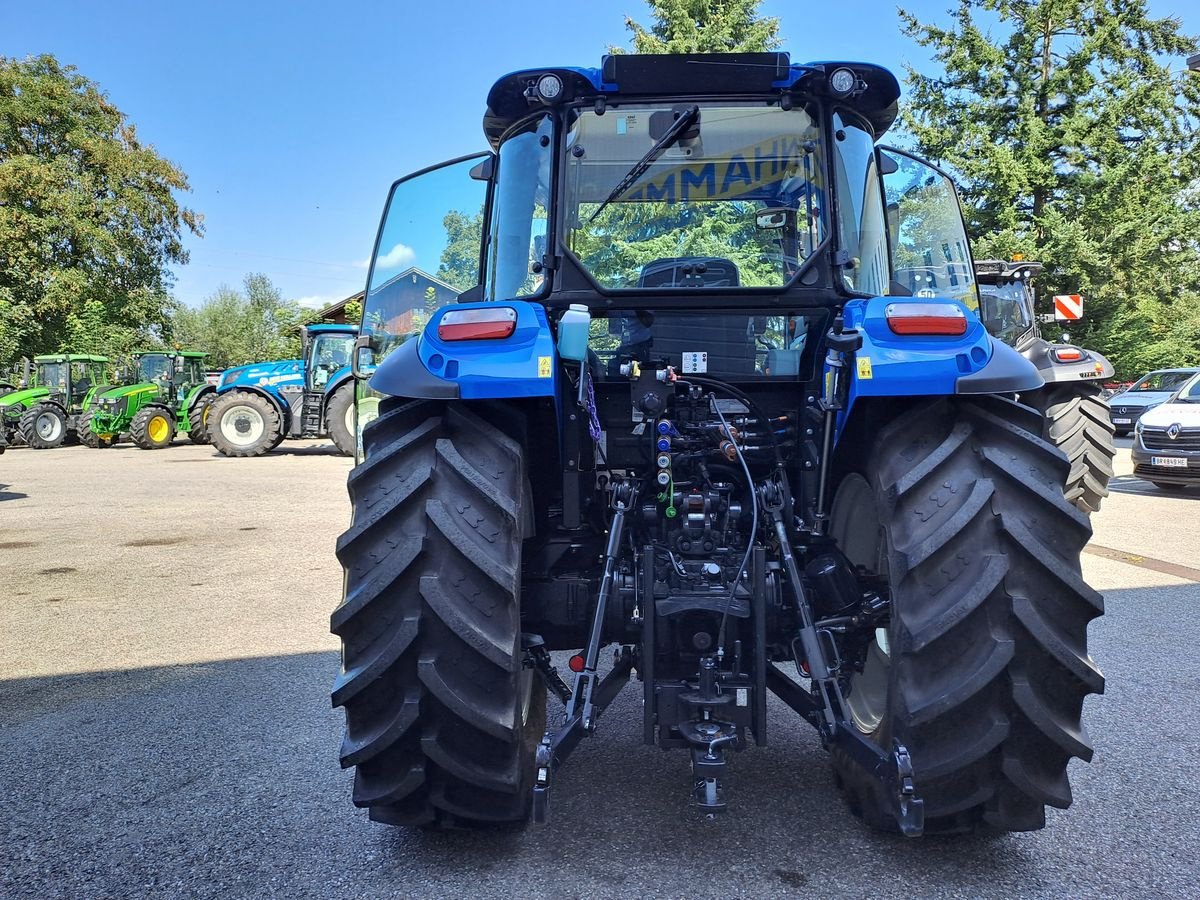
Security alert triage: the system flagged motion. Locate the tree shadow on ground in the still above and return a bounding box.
[0,482,28,502]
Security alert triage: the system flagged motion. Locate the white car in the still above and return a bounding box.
[1108,367,1199,434]
[1132,372,1200,490]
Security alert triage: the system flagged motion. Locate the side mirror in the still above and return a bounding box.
[174,355,185,373]
[456,284,484,304]
[755,209,791,231]
[352,335,378,379]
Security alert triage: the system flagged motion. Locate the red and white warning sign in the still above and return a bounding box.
[1053,294,1084,321]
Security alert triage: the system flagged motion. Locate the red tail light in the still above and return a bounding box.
[885,302,968,336]
[1052,347,1084,362]
[438,307,517,341]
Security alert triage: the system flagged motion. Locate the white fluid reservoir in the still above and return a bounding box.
[557,304,591,362]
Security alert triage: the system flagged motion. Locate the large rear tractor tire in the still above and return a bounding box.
[130,405,177,450]
[209,391,282,458]
[331,398,545,828]
[1024,383,1115,514]
[188,392,216,445]
[325,382,355,457]
[19,403,68,449]
[829,396,1103,835]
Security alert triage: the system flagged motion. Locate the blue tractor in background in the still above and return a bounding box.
[332,54,1103,838]
[208,323,360,456]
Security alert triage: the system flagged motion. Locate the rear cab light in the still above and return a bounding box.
[884,302,968,336]
[1052,346,1085,363]
[437,306,518,341]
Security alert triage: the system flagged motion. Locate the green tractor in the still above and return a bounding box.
[80,350,215,449]
[0,354,113,449]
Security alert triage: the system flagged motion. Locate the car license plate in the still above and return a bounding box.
[1151,456,1188,468]
[1112,417,1132,425]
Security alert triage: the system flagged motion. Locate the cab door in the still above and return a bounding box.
[877,147,979,311]
[352,153,493,459]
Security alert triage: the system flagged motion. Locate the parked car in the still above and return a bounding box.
[1132,372,1200,490]
[1107,368,1199,435]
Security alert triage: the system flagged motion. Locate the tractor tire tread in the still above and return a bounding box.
[18,403,67,450]
[188,392,216,444]
[1024,384,1115,514]
[833,395,1102,835]
[331,397,544,828]
[209,391,282,457]
[130,405,176,450]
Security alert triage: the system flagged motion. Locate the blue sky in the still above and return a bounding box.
[3,0,1196,310]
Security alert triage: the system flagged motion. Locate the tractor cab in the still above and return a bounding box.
[32,354,109,408]
[303,325,355,392]
[131,350,208,402]
[974,259,1043,348]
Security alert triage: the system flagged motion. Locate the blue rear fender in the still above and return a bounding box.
[369,301,559,401]
[836,296,1043,435]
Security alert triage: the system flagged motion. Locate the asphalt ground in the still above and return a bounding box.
[1,434,1198,899]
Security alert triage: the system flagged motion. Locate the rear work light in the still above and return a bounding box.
[437,307,517,341]
[885,302,968,336]
[1052,346,1085,362]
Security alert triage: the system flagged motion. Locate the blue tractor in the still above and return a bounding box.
[332,54,1103,837]
[208,323,360,456]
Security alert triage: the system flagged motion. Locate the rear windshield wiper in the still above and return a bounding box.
[586,105,700,225]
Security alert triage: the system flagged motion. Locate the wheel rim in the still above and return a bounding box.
[147,416,170,443]
[828,473,891,736]
[36,413,63,442]
[221,404,265,446]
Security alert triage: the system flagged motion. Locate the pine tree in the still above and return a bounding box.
[901,0,1200,374]
[617,0,780,54]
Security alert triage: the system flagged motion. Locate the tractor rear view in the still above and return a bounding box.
[82,351,214,449]
[0,355,111,449]
[207,324,359,457]
[331,54,1104,837]
[975,260,1116,513]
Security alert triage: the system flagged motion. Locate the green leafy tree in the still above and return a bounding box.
[901,0,1200,375]
[0,54,201,366]
[437,209,485,289]
[617,0,781,53]
[171,274,305,368]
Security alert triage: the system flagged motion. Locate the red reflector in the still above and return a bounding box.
[885,302,968,335]
[1053,347,1083,362]
[437,307,517,341]
[568,654,586,673]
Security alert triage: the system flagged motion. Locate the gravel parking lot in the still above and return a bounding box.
[2,436,1198,898]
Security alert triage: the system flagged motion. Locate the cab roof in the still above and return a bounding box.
[306,323,359,334]
[483,53,901,147]
[34,354,108,363]
[134,349,207,358]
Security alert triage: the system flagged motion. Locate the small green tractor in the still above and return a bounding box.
[0,354,113,449]
[81,350,215,449]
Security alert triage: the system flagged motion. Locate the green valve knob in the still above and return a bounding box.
[665,506,677,518]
